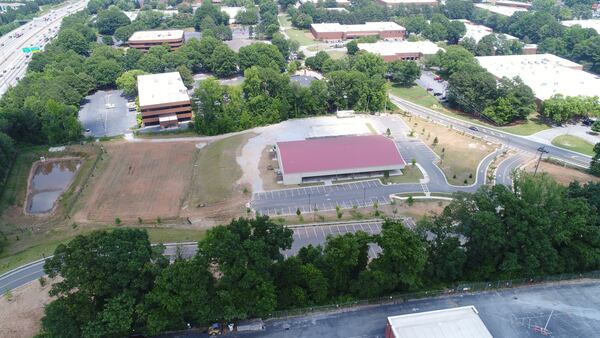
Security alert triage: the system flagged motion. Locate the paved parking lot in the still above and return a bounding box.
[284,221,384,259]
[415,70,447,97]
[78,90,136,137]
[253,180,402,216]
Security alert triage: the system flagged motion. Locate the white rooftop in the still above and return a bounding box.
[128,29,184,42]
[387,306,493,338]
[457,20,518,43]
[562,20,600,34]
[358,40,441,56]
[493,0,531,7]
[299,0,350,4]
[137,72,190,107]
[476,54,600,101]
[221,6,244,24]
[475,3,527,16]
[311,22,405,33]
[378,0,438,4]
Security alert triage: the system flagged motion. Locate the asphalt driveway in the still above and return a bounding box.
[78,90,136,137]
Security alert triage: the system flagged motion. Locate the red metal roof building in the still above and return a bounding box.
[276,135,406,185]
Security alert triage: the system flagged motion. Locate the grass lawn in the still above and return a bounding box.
[285,28,316,46]
[277,14,292,29]
[551,135,595,156]
[381,165,424,184]
[401,114,497,185]
[389,85,551,136]
[189,133,254,205]
[326,50,347,59]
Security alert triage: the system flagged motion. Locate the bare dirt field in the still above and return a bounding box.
[0,278,56,338]
[524,161,600,186]
[76,141,198,222]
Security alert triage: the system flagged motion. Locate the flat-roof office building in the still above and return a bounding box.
[310,22,405,41]
[128,30,185,52]
[357,40,442,61]
[137,72,192,127]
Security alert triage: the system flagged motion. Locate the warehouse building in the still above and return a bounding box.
[376,0,438,7]
[458,19,519,43]
[128,29,185,52]
[310,22,405,41]
[299,0,351,6]
[137,72,192,127]
[276,135,406,185]
[474,3,527,16]
[562,19,600,34]
[385,306,493,338]
[476,53,600,101]
[357,40,441,62]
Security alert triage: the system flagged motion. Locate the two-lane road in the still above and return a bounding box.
[390,96,592,168]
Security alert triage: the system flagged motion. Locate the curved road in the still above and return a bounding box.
[390,96,591,168]
[0,242,198,294]
[0,220,400,294]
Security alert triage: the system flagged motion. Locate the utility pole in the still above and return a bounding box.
[534,146,549,176]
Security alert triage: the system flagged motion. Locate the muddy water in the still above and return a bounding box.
[27,160,81,214]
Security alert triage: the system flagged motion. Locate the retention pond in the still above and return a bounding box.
[26,159,81,214]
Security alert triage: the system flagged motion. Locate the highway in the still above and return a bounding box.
[390,95,592,168]
[0,0,88,96]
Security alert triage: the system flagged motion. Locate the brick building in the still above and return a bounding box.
[128,30,185,52]
[310,22,405,41]
[137,72,192,128]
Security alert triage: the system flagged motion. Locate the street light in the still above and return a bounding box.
[534,146,549,176]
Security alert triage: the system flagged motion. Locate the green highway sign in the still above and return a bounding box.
[22,46,41,53]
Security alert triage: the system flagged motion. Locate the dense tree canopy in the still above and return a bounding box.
[95,6,131,35]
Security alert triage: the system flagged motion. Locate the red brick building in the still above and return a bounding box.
[137,72,192,127]
[128,30,185,52]
[310,22,405,41]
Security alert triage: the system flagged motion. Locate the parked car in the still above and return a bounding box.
[582,117,594,126]
[426,87,433,91]
[469,126,479,132]
[433,92,442,96]
[434,75,442,81]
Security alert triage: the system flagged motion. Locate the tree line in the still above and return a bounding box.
[426,45,537,125]
[194,49,391,135]
[37,174,600,337]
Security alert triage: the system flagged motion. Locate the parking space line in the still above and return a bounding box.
[367,223,375,233]
[320,226,327,238]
